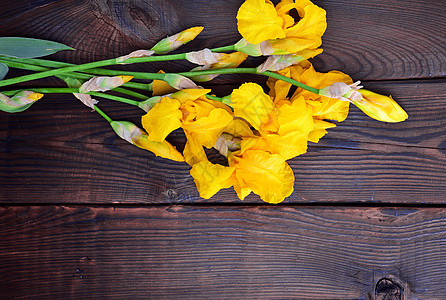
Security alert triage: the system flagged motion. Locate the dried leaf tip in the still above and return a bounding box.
[116,50,155,64]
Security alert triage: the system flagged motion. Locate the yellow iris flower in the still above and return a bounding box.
[190,148,295,204]
[267,60,354,142]
[231,82,313,159]
[141,88,233,160]
[229,149,295,204]
[236,0,326,55]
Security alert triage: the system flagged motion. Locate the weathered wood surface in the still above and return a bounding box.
[1,205,446,299]
[2,79,445,204]
[0,0,444,81]
[1,0,446,299]
[1,0,445,204]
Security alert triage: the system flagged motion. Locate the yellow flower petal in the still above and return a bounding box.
[110,120,184,161]
[240,132,308,161]
[190,161,235,199]
[354,89,408,122]
[308,119,336,143]
[183,132,209,166]
[134,135,184,162]
[171,89,211,103]
[176,26,204,43]
[223,118,254,138]
[267,68,292,101]
[229,150,294,204]
[150,27,204,54]
[182,108,233,148]
[289,61,352,122]
[151,70,177,96]
[231,82,274,130]
[237,0,286,44]
[141,97,182,142]
[276,96,313,136]
[277,0,327,50]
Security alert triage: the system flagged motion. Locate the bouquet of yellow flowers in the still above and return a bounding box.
[0,0,407,203]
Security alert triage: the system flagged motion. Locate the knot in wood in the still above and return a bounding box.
[375,277,403,300]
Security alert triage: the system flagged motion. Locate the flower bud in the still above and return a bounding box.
[0,91,43,113]
[110,120,184,161]
[256,49,323,73]
[185,48,224,66]
[319,81,363,102]
[150,27,204,54]
[138,96,163,112]
[163,73,200,90]
[80,76,133,93]
[189,52,248,82]
[353,89,408,123]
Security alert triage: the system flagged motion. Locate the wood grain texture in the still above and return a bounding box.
[0,0,444,81]
[1,205,446,299]
[1,80,445,204]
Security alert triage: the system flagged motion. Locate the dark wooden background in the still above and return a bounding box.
[1,0,446,299]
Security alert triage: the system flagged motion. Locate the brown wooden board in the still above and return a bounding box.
[1,80,445,204]
[0,0,444,81]
[1,205,446,299]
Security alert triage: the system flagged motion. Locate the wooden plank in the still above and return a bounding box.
[1,80,445,204]
[1,205,445,299]
[0,0,444,81]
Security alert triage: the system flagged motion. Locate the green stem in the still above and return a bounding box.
[0,58,150,95]
[205,94,224,102]
[2,87,140,106]
[88,92,140,106]
[112,87,147,100]
[93,105,112,123]
[0,42,238,87]
[0,54,187,88]
[179,68,320,95]
[261,71,320,95]
[210,45,236,52]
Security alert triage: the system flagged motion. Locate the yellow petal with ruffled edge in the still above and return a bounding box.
[134,135,184,162]
[354,90,408,123]
[267,68,292,101]
[223,118,254,138]
[276,96,313,136]
[231,82,274,130]
[229,150,294,204]
[183,132,208,166]
[182,108,233,148]
[141,97,182,142]
[190,161,235,199]
[276,0,327,49]
[308,119,336,143]
[240,132,307,161]
[290,61,352,122]
[237,0,286,45]
[171,89,211,103]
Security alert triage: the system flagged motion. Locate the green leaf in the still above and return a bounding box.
[0,101,35,113]
[0,37,74,59]
[0,63,8,80]
[62,76,82,88]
